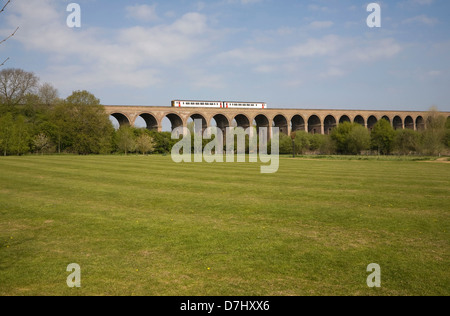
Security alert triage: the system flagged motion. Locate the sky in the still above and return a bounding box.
[0,0,449,111]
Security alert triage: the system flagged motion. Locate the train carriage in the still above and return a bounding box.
[172,100,267,109]
[172,100,224,108]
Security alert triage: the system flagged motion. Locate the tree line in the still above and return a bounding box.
[0,68,449,157]
[0,68,176,156]
[277,113,450,156]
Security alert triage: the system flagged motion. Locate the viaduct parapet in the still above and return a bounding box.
[104,105,450,137]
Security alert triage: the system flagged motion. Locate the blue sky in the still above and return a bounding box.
[1,0,449,111]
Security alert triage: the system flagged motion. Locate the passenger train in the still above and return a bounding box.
[172,100,267,109]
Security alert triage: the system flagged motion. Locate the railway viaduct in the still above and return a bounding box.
[104,105,450,138]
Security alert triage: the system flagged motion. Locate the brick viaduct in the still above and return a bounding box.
[104,105,450,138]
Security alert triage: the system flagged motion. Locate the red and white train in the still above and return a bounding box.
[172,100,267,109]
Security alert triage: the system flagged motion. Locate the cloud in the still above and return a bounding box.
[218,34,402,81]
[308,21,334,30]
[319,67,345,79]
[4,0,215,91]
[224,0,263,4]
[125,4,159,22]
[288,35,345,58]
[411,0,433,5]
[403,15,438,26]
[427,70,441,76]
[307,4,329,12]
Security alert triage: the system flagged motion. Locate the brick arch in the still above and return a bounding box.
[161,112,184,132]
[135,112,158,131]
[254,114,270,141]
[416,116,425,130]
[233,113,251,129]
[339,115,351,124]
[188,113,208,134]
[404,116,414,130]
[367,115,378,130]
[324,115,337,135]
[393,116,403,130]
[354,115,365,126]
[273,114,289,135]
[308,114,322,134]
[110,113,131,128]
[291,114,306,133]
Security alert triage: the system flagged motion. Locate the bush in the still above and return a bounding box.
[371,119,395,155]
[330,122,370,155]
[394,129,420,155]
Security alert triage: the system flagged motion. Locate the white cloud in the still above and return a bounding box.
[126,4,159,22]
[225,0,263,4]
[319,67,345,79]
[288,35,345,58]
[307,4,329,12]
[403,15,438,26]
[4,0,216,91]
[412,0,433,5]
[308,21,334,30]
[428,70,441,76]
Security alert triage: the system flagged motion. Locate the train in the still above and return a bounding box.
[172,100,267,109]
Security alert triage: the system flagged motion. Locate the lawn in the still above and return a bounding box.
[0,155,448,296]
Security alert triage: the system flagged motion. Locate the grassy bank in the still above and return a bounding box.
[0,155,448,295]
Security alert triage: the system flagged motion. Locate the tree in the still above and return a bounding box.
[0,68,39,107]
[330,122,370,155]
[147,130,177,154]
[135,133,156,155]
[420,108,446,155]
[371,119,395,155]
[347,124,371,155]
[115,127,136,155]
[38,83,60,106]
[309,134,327,152]
[50,90,114,154]
[10,115,30,155]
[394,129,419,155]
[294,131,311,155]
[445,117,450,148]
[0,112,14,155]
[66,89,100,107]
[278,133,293,155]
[33,133,51,155]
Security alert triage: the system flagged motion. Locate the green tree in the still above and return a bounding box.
[115,127,136,155]
[445,117,450,148]
[347,124,371,155]
[394,129,419,155]
[330,122,370,155]
[309,134,327,152]
[147,131,177,154]
[10,115,30,155]
[135,133,156,155]
[371,119,395,155]
[278,133,293,155]
[51,91,114,154]
[294,131,311,154]
[420,108,446,155]
[0,112,14,156]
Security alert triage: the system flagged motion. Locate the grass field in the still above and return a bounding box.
[0,155,449,296]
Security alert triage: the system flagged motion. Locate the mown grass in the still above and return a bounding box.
[0,155,449,296]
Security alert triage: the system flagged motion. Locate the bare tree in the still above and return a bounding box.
[1,0,19,67]
[0,68,39,106]
[38,82,60,106]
